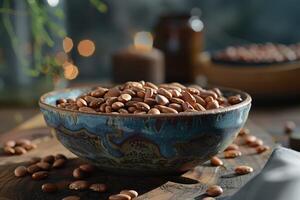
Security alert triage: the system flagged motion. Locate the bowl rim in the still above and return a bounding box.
[39,86,252,118]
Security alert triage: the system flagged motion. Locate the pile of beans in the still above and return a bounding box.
[13,154,138,200]
[56,81,243,114]
[212,43,300,64]
[3,139,36,156]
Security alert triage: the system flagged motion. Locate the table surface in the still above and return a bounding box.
[0,112,277,200]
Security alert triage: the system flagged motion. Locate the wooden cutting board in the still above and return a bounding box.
[0,114,276,200]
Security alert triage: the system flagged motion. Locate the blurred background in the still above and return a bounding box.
[0,0,300,132]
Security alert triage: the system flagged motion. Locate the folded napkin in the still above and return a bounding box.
[229,147,300,200]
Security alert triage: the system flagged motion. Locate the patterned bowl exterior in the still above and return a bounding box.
[39,87,251,175]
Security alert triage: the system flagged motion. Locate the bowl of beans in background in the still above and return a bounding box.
[39,81,251,175]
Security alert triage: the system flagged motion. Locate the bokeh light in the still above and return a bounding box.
[134,31,153,51]
[47,0,59,7]
[55,52,68,65]
[63,62,79,80]
[77,39,96,57]
[63,37,73,53]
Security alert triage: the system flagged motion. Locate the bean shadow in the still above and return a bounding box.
[0,157,200,200]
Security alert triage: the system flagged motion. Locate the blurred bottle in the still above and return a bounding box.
[154,8,204,83]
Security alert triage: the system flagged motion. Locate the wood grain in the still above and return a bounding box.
[0,114,275,200]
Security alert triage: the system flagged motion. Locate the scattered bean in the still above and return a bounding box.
[210,156,223,166]
[42,183,58,193]
[235,165,253,175]
[206,185,223,197]
[14,166,28,177]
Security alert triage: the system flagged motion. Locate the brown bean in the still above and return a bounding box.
[112,102,125,110]
[200,90,218,99]
[136,91,146,98]
[186,87,200,95]
[118,94,132,102]
[212,88,222,97]
[159,105,178,114]
[206,185,223,197]
[128,106,137,113]
[228,95,243,105]
[83,96,98,103]
[205,96,214,103]
[89,98,104,108]
[89,183,107,192]
[108,194,131,200]
[155,94,169,105]
[3,146,15,155]
[79,164,95,173]
[235,165,253,175]
[104,87,121,98]
[194,95,206,106]
[210,156,223,166]
[224,150,242,158]
[224,144,239,151]
[194,103,206,111]
[42,183,58,193]
[256,145,270,154]
[105,106,112,113]
[52,158,66,168]
[120,190,139,198]
[182,102,194,111]
[32,171,49,180]
[62,195,80,200]
[157,88,172,99]
[119,108,129,114]
[182,91,196,104]
[206,100,219,110]
[135,102,150,111]
[27,164,41,174]
[145,82,158,90]
[148,108,160,114]
[145,88,154,99]
[121,89,136,96]
[99,103,107,112]
[170,97,184,104]
[131,97,144,102]
[4,140,16,147]
[79,107,96,113]
[106,97,118,106]
[144,98,157,106]
[91,88,108,97]
[73,168,86,179]
[171,89,181,98]
[36,162,51,170]
[168,103,183,112]
[76,98,87,107]
[14,166,28,177]
[69,180,90,190]
[14,146,27,155]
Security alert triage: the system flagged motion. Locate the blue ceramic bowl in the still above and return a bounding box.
[39,87,251,175]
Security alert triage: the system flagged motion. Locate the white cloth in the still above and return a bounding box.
[229,147,300,200]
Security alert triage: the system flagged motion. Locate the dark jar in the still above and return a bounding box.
[154,14,204,83]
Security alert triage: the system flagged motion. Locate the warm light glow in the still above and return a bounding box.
[63,37,73,53]
[77,39,96,57]
[63,62,79,80]
[134,31,153,51]
[47,0,59,7]
[55,52,68,65]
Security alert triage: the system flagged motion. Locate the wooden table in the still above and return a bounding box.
[0,114,275,200]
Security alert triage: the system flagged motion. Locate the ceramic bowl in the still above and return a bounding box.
[39,87,251,175]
